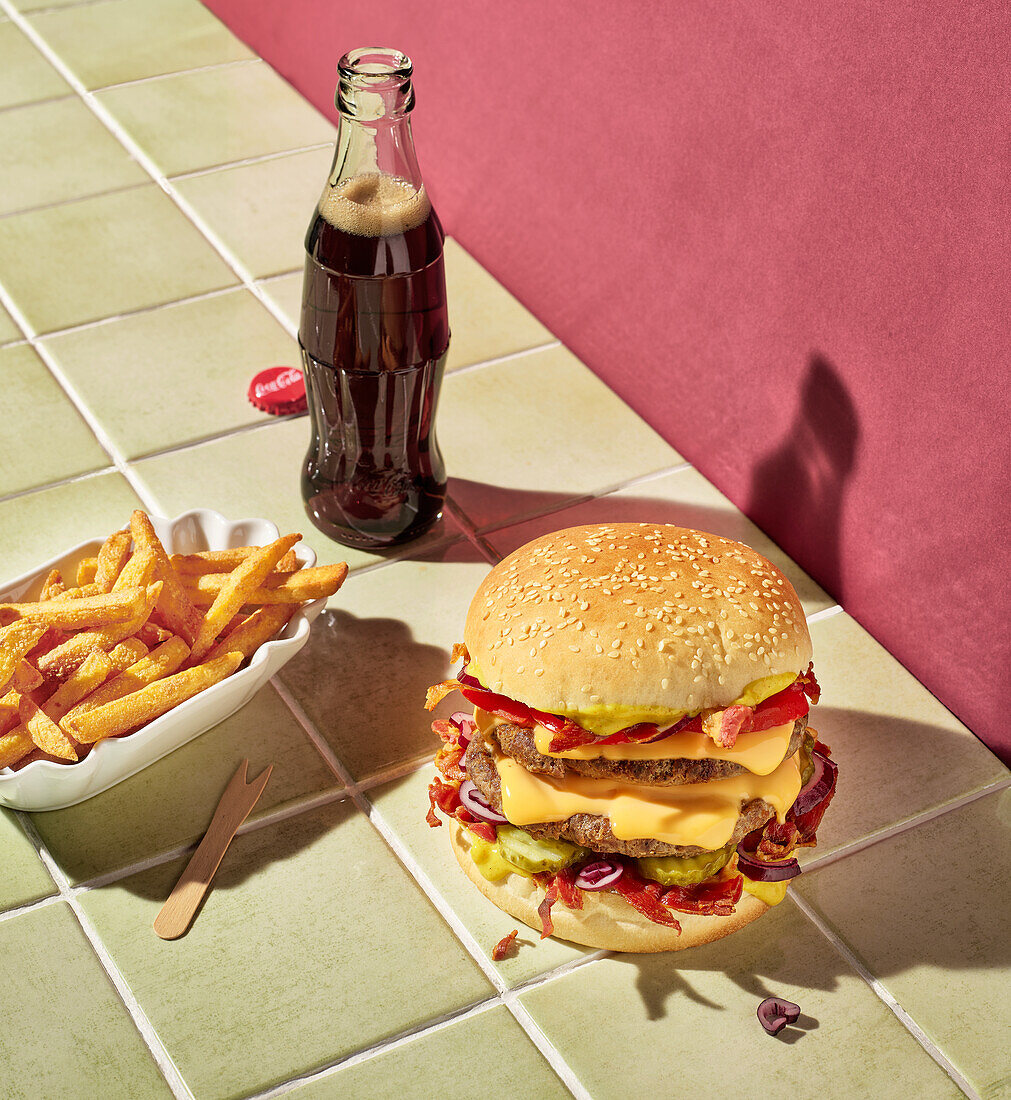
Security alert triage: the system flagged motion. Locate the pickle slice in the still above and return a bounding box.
[637,844,734,886]
[495,824,587,874]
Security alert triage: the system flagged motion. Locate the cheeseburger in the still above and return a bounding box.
[425,524,837,952]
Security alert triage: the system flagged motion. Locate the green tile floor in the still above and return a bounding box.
[0,5,1007,1098]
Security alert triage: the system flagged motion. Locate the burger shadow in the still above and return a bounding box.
[620,706,1009,1027]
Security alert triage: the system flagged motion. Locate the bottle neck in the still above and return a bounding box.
[328,112,423,192]
[328,47,424,191]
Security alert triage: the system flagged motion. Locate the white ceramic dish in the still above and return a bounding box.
[0,510,323,812]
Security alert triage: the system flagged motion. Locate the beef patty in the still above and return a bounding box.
[490,714,807,786]
[464,736,780,859]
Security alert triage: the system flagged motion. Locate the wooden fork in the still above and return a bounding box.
[154,759,272,940]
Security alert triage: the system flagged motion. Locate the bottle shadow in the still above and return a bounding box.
[746,353,860,605]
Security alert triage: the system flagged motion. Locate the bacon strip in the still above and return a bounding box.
[756,820,801,862]
[661,872,743,917]
[554,866,583,911]
[702,703,753,749]
[427,775,459,827]
[536,874,560,938]
[797,662,821,704]
[612,871,682,931]
[492,929,519,961]
[425,678,462,711]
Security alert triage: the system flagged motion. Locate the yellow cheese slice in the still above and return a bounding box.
[476,709,795,777]
[494,747,802,851]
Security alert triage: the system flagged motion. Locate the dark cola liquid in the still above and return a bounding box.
[299,174,449,548]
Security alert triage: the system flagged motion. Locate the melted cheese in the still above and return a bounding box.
[534,721,795,775]
[475,709,794,777]
[494,747,802,850]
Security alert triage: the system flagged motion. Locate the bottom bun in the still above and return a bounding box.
[449,820,772,953]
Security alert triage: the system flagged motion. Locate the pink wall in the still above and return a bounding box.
[203,1,1010,763]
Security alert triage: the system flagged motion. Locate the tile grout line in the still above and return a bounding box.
[805,604,844,625]
[448,340,561,377]
[267,676,591,1100]
[92,57,261,94]
[11,810,195,1100]
[0,0,301,342]
[0,281,169,516]
[0,464,116,509]
[247,997,504,1098]
[788,890,981,1099]
[801,775,1011,875]
[0,889,62,926]
[167,141,333,180]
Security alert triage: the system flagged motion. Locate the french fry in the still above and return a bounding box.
[0,620,49,694]
[170,547,302,575]
[63,584,101,599]
[42,650,113,723]
[61,637,190,740]
[204,604,296,663]
[183,563,349,607]
[0,588,148,632]
[108,638,149,670]
[130,511,203,646]
[5,513,346,771]
[112,546,158,591]
[0,726,34,769]
[188,534,302,662]
[36,581,162,679]
[64,651,242,744]
[10,660,42,695]
[94,530,131,592]
[20,696,77,762]
[40,569,66,600]
[170,547,301,580]
[0,698,21,734]
[137,620,173,648]
[76,558,98,586]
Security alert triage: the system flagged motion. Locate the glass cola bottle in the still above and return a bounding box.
[299,48,449,548]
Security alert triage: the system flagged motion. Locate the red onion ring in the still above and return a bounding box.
[792,750,838,817]
[757,997,801,1035]
[458,780,508,825]
[736,847,801,882]
[574,861,624,890]
[449,711,476,745]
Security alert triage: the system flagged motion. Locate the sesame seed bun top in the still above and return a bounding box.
[464,523,812,733]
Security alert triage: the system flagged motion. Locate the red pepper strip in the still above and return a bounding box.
[456,671,812,754]
[611,869,682,931]
[661,872,743,917]
[464,818,498,844]
[459,685,537,729]
[750,681,810,731]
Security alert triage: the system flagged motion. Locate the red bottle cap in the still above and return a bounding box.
[248,366,307,416]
